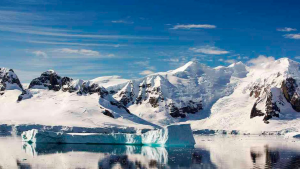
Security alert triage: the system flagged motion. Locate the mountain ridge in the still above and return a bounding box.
[1,57,300,134]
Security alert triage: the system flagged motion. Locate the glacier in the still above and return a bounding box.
[22,124,195,146]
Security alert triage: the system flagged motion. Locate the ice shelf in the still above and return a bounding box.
[22,124,195,146]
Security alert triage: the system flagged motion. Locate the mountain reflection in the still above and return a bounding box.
[1,136,300,168]
[21,142,216,168]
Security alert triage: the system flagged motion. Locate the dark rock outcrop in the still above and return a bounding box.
[29,70,62,91]
[250,86,280,123]
[77,82,109,97]
[169,101,203,118]
[281,77,300,112]
[0,68,23,95]
[102,109,114,118]
[250,103,265,119]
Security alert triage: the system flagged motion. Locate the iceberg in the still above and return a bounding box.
[142,124,196,146]
[22,124,195,146]
[22,129,142,144]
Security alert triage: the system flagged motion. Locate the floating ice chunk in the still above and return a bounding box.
[22,129,142,144]
[22,124,195,146]
[284,132,300,139]
[142,124,195,146]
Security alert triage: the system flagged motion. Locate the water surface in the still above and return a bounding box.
[1,135,300,169]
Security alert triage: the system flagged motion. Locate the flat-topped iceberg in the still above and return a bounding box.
[22,124,195,146]
[142,124,195,146]
[22,129,142,144]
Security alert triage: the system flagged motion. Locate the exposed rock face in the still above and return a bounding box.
[0,68,32,101]
[102,109,114,118]
[263,92,280,123]
[0,68,23,95]
[250,103,264,119]
[77,82,109,97]
[115,75,203,119]
[29,70,62,91]
[281,77,300,112]
[28,70,131,118]
[249,85,280,123]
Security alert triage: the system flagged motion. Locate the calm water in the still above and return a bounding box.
[1,135,300,169]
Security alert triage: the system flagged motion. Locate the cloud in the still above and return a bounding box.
[284,33,300,39]
[171,24,216,30]
[277,27,297,32]
[248,55,275,66]
[32,50,48,58]
[162,58,180,62]
[224,59,236,64]
[26,40,122,47]
[294,56,300,60]
[57,48,100,56]
[139,70,154,75]
[190,46,229,55]
[134,61,156,70]
[0,25,167,40]
[111,20,134,24]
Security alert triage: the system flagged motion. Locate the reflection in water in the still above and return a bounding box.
[1,136,300,168]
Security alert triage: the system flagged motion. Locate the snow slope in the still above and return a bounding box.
[191,58,300,133]
[114,61,248,125]
[2,58,300,134]
[0,70,156,133]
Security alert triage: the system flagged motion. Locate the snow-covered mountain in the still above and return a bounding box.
[113,61,248,125]
[2,57,300,134]
[0,69,156,133]
[192,58,300,133]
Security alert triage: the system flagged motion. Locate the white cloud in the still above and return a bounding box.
[248,55,275,66]
[224,59,236,64]
[294,56,300,60]
[112,20,134,24]
[139,70,154,75]
[26,40,122,47]
[162,58,180,62]
[134,61,156,70]
[284,33,300,39]
[107,54,115,57]
[190,46,229,55]
[171,24,216,29]
[58,48,100,56]
[32,50,48,58]
[0,25,166,40]
[277,27,297,32]
[218,58,224,61]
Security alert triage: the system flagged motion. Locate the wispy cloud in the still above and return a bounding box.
[0,10,44,24]
[284,33,300,39]
[32,50,48,58]
[171,24,216,30]
[277,27,297,32]
[0,25,167,40]
[294,56,300,60]
[189,46,229,55]
[224,59,236,64]
[26,40,123,47]
[111,20,134,24]
[133,61,156,70]
[139,70,154,75]
[57,48,100,56]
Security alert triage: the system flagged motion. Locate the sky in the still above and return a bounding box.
[1,0,300,82]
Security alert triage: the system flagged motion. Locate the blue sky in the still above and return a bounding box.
[1,0,300,82]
